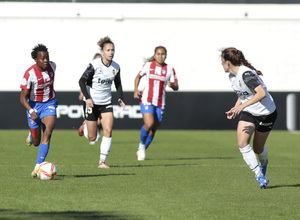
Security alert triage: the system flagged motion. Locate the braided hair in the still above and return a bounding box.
[31,44,48,59]
[221,47,262,75]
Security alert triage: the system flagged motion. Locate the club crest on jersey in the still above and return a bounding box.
[162,70,166,75]
[239,81,242,87]
[112,69,116,76]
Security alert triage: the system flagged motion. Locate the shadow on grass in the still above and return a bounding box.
[0,209,140,220]
[110,164,197,168]
[54,173,135,180]
[266,184,300,189]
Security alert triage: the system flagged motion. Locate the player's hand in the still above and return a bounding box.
[134,90,140,99]
[225,110,235,119]
[30,111,38,121]
[226,105,243,119]
[86,98,94,108]
[118,99,126,110]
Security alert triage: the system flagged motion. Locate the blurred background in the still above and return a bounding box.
[0,0,299,130]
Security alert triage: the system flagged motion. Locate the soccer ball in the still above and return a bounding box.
[37,161,57,180]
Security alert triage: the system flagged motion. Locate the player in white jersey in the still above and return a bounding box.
[20,44,57,177]
[78,53,102,145]
[221,47,277,189]
[79,36,125,168]
[134,46,179,160]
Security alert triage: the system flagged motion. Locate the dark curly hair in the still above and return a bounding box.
[97,36,114,50]
[31,44,48,59]
[221,47,262,75]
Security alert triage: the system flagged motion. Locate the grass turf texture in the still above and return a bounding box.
[0,130,299,220]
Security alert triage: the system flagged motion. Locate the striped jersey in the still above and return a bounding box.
[139,61,178,109]
[229,65,276,116]
[20,62,56,102]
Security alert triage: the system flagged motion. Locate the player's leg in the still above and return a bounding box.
[78,120,86,137]
[85,120,98,141]
[90,118,102,145]
[83,103,100,141]
[145,106,163,150]
[137,104,155,160]
[27,127,41,146]
[98,111,113,168]
[237,120,268,188]
[145,121,160,150]
[25,105,42,146]
[237,120,261,175]
[253,110,277,176]
[138,113,155,160]
[31,99,57,177]
[29,115,55,177]
[253,131,270,176]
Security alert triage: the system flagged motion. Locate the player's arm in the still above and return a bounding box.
[239,71,266,110]
[226,72,266,118]
[20,89,38,120]
[167,81,179,91]
[167,68,179,91]
[134,73,143,99]
[114,69,125,109]
[79,64,94,107]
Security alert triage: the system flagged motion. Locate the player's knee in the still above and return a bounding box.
[88,135,97,141]
[144,122,154,130]
[238,141,249,148]
[32,141,40,147]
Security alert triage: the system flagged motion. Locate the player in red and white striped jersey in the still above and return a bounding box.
[20,44,57,177]
[134,46,179,160]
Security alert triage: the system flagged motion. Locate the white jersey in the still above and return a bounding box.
[229,65,276,116]
[80,58,121,105]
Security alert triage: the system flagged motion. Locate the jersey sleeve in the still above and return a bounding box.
[78,63,95,99]
[169,67,178,84]
[49,61,56,72]
[20,71,31,90]
[138,62,149,76]
[242,71,261,89]
[114,69,123,101]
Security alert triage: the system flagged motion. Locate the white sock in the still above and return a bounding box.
[257,146,268,166]
[84,124,100,142]
[239,144,262,177]
[95,129,101,142]
[34,164,40,170]
[99,136,112,163]
[83,123,88,139]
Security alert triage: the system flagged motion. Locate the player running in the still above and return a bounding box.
[220,47,277,189]
[79,36,125,168]
[20,44,57,177]
[134,46,179,160]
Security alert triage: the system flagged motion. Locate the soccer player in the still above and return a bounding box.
[220,47,277,189]
[78,36,125,168]
[20,44,57,178]
[134,46,179,160]
[78,53,102,145]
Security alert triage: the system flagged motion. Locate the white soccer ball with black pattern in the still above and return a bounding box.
[37,161,57,180]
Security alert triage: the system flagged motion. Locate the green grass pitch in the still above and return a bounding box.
[0,130,299,220]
